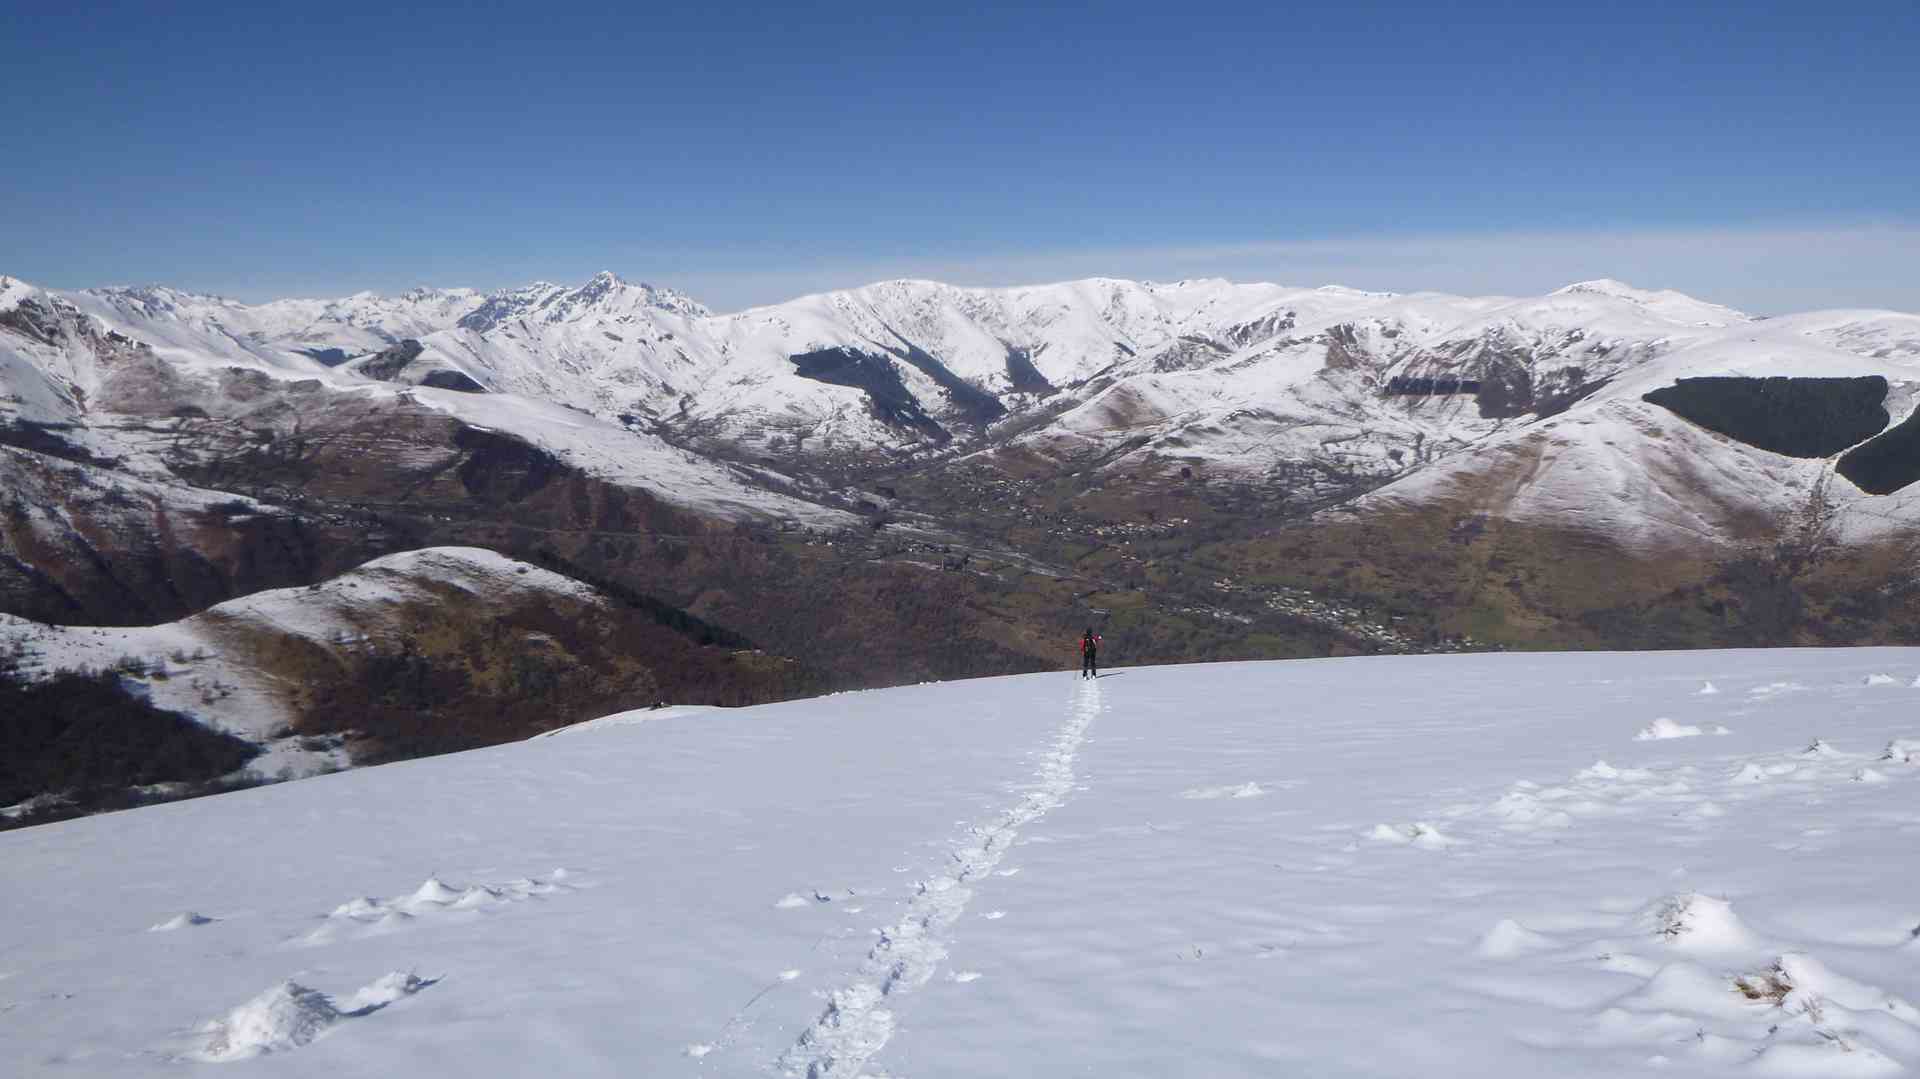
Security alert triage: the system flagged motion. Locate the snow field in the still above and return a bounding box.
[1,650,1919,1076]
[776,677,1104,1076]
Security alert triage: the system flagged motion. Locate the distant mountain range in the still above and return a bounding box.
[7,267,1920,816]
[19,270,1920,539]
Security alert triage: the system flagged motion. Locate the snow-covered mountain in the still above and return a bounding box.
[10,265,1920,712]
[4,650,1919,1075]
[23,270,1920,547]
[20,270,1920,500]
[65,283,486,364]
[0,275,849,527]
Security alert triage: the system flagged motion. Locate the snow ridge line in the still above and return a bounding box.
[777,678,1104,1078]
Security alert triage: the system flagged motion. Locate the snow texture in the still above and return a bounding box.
[2,648,1920,1077]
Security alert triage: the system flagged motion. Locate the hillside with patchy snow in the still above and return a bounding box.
[3,650,1918,1076]
[0,547,824,822]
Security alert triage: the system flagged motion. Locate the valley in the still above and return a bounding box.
[6,269,1920,816]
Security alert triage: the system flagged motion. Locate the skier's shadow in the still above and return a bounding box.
[1088,672,1125,679]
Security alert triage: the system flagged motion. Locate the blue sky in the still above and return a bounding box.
[5,0,1917,311]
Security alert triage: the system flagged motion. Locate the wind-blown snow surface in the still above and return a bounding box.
[4,649,1920,1076]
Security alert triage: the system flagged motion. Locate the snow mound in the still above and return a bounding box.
[404,877,464,908]
[1733,954,1919,1076]
[1802,739,1841,758]
[197,973,435,1060]
[1698,681,1720,695]
[1366,822,1459,849]
[1731,762,1770,784]
[1864,673,1899,687]
[198,981,338,1060]
[1179,782,1265,800]
[1485,787,1574,829]
[303,872,567,947]
[338,972,436,1015]
[1634,717,1722,740]
[1880,739,1920,764]
[1576,760,1652,782]
[329,897,385,919]
[1644,893,1762,953]
[149,911,214,932]
[1476,918,1556,959]
[1852,768,1889,784]
[451,885,507,909]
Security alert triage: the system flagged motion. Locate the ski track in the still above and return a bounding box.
[775,677,1104,1077]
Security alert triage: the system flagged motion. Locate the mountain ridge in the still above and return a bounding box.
[9,265,1920,817]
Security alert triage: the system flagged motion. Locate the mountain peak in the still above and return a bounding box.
[455,274,709,333]
[1549,279,1749,326]
[1552,278,1648,298]
[0,275,40,314]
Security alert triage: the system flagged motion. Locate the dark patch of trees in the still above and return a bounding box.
[0,664,261,825]
[420,370,487,393]
[353,339,425,381]
[1384,375,1481,396]
[1838,407,1920,494]
[1004,346,1054,395]
[1643,376,1889,458]
[0,421,122,468]
[789,348,949,440]
[877,336,1007,426]
[294,347,353,367]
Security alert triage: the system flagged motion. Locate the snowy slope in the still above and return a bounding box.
[1357,312,1920,549]
[4,649,1919,1076]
